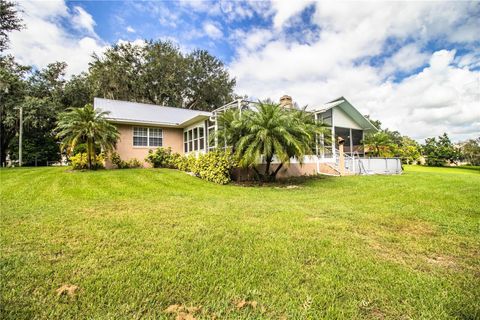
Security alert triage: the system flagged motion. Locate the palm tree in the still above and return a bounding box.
[56,104,119,169]
[235,102,323,181]
[363,131,394,157]
[214,108,247,152]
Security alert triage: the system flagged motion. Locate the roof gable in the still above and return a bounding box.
[307,96,378,131]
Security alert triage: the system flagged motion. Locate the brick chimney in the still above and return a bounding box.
[279,95,293,108]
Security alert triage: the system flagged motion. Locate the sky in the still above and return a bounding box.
[7,0,480,141]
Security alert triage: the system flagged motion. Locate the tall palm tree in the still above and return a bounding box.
[56,104,119,169]
[235,102,323,181]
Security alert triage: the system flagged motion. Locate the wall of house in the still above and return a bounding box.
[232,162,340,180]
[110,124,183,167]
[333,107,362,129]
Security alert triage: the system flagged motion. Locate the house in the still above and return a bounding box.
[94,96,402,175]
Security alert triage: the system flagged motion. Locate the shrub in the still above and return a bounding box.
[146,147,179,168]
[148,148,237,184]
[110,152,142,169]
[127,158,142,168]
[193,150,237,184]
[70,153,104,170]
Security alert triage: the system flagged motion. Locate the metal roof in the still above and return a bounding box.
[94,98,211,128]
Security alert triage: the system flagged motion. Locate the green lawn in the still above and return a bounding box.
[1,166,479,319]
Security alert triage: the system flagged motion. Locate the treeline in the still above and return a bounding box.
[0,1,236,166]
[363,118,480,166]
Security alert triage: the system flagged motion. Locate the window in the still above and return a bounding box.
[133,127,148,146]
[184,132,188,152]
[133,127,163,147]
[149,128,162,147]
[184,125,206,153]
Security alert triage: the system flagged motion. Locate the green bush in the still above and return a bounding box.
[70,153,105,170]
[110,152,142,169]
[192,150,237,184]
[146,147,179,168]
[148,148,237,184]
[127,158,142,168]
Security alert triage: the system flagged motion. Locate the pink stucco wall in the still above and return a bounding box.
[232,163,340,180]
[110,124,184,167]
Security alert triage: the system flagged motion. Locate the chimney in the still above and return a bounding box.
[279,95,293,108]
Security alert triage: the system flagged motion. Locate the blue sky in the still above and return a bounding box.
[8,1,480,141]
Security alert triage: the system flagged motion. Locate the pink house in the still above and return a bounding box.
[94,97,401,175]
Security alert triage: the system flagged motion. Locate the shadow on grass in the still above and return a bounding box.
[232,174,339,188]
[448,165,480,172]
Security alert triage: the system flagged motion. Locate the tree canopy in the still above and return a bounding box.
[0,0,24,52]
[89,41,236,111]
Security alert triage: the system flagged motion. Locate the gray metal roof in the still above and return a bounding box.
[94,98,211,127]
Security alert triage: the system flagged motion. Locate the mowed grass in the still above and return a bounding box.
[1,166,479,319]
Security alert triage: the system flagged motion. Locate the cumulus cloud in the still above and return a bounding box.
[203,22,223,39]
[71,6,97,35]
[126,26,136,33]
[229,1,480,141]
[9,0,105,77]
[271,1,314,29]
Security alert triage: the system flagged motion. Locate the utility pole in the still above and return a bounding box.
[19,106,23,167]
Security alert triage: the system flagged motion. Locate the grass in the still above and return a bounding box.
[1,165,479,319]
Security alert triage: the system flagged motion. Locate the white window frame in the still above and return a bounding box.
[133,127,163,148]
[183,125,205,153]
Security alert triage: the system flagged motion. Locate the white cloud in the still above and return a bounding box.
[271,1,314,29]
[203,22,223,39]
[126,26,136,33]
[71,6,96,35]
[230,2,480,141]
[381,44,429,76]
[8,0,105,77]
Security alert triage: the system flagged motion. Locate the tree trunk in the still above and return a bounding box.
[264,156,272,181]
[87,139,92,170]
[271,162,284,181]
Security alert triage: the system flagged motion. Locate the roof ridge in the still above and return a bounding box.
[94,97,211,114]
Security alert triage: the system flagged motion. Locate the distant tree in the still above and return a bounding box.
[363,115,419,161]
[62,72,93,108]
[89,42,145,102]
[397,136,421,164]
[0,0,24,52]
[184,50,236,110]
[364,115,382,130]
[142,40,187,106]
[0,55,29,166]
[56,104,119,169]
[363,131,395,157]
[422,133,459,166]
[88,42,235,111]
[459,137,480,166]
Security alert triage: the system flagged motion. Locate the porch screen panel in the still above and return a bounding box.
[335,127,351,154]
[323,128,333,157]
[199,127,205,150]
[318,109,332,126]
[351,129,364,154]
